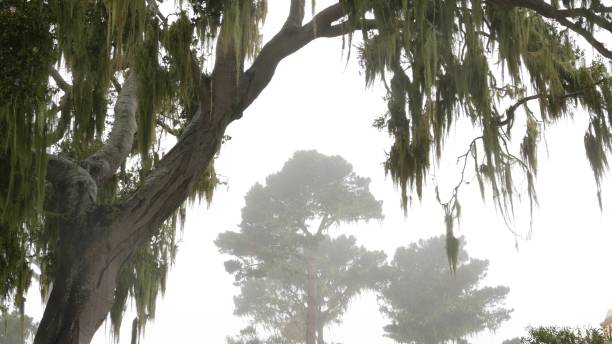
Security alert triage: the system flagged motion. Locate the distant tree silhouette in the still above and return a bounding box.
[378,236,512,344]
[217,151,385,344]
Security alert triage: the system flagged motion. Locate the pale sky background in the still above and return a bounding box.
[26,1,612,343]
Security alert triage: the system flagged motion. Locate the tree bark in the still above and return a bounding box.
[34,104,228,344]
[33,230,125,344]
[306,255,318,344]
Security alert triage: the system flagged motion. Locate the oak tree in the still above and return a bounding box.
[2,0,612,343]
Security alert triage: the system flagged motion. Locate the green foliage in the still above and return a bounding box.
[0,0,54,315]
[0,310,38,344]
[520,326,608,344]
[217,151,385,343]
[378,236,512,344]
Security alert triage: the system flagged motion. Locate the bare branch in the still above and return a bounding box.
[84,74,138,183]
[555,7,612,33]
[494,77,611,127]
[50,67,72,92]
[156,119,180,137]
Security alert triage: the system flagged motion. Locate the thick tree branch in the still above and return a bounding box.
[46,155,97,217]
[212,28,243,118]
[110,105,224,256]
[555,7,612,33]
[84,74,138,184]
[283,0,306,31]
[235,2,372,113]
[488,0,612,60]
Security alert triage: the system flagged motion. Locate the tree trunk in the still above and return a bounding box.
[306,256,318,344]
[33,206,128,344]
[33,249,124,344]
[35,106,229,343]
[317,317,324,344]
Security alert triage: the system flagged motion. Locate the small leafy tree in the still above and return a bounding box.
[378,236,512,344]
[520,326,608,344]
[216,151,385,344]
[0,311,38,344]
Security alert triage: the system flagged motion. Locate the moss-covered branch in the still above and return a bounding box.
[84,74,138,184]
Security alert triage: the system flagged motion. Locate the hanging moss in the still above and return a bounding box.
[352,0,612,266]
[165,13,195,105]
[0,0,55,316]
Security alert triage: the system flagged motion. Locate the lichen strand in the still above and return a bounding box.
[52,0,112,143]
